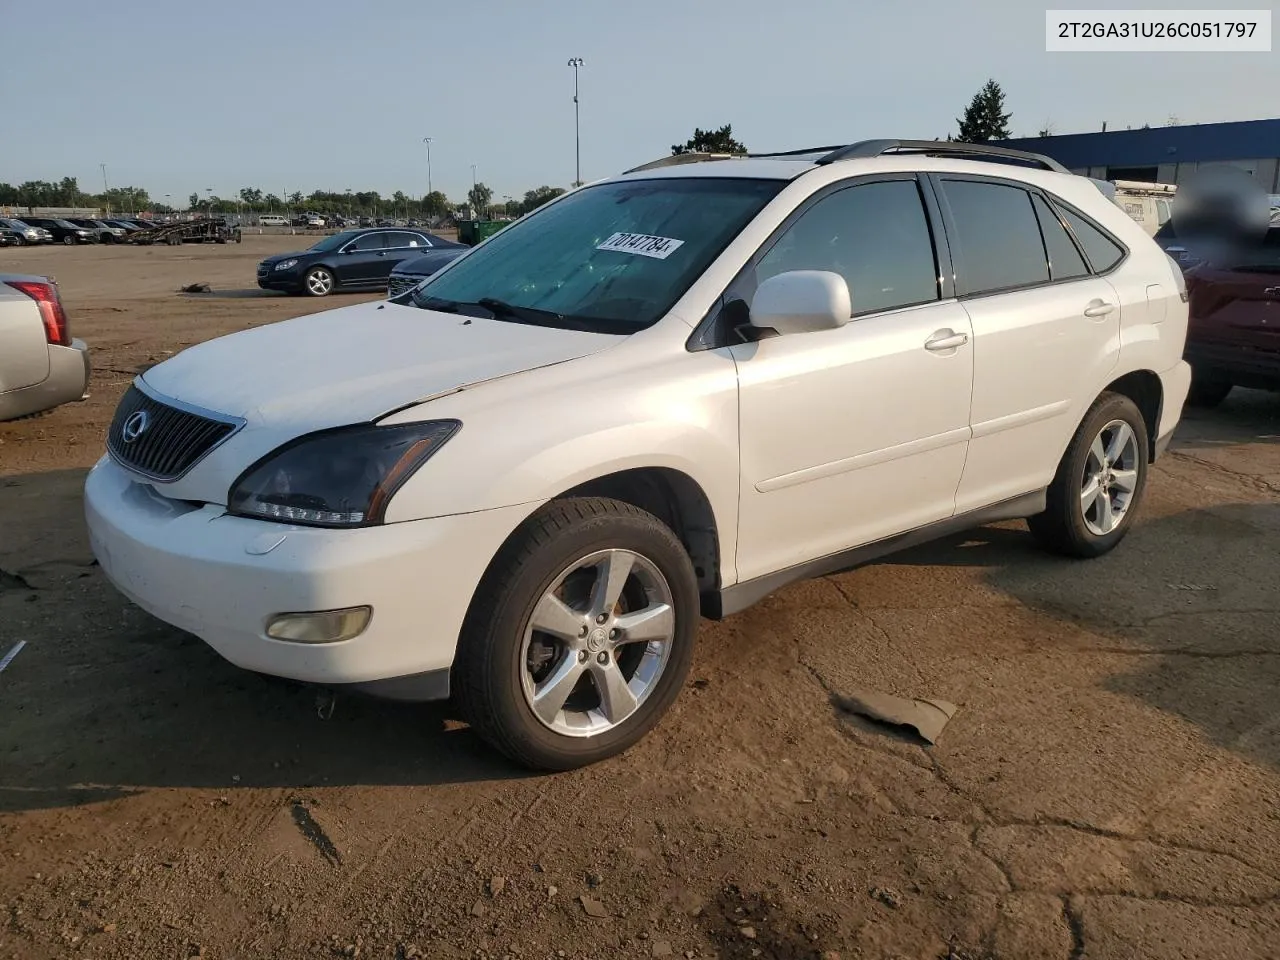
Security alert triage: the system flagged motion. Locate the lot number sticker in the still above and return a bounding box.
[596,232,685,260]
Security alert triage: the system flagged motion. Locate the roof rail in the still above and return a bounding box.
[817,139,1069,173]
[747,146,846,158]
[622,152,744,174]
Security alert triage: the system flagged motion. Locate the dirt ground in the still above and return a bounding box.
[2,238,1279,960]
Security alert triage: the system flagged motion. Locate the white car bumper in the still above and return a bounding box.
[1155,359,1192,457]
[84,456,534,696]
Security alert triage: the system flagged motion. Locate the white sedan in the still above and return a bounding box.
[0,275,90,421]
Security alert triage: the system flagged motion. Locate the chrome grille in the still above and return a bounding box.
[387,274,421,299]
[107,383,242,482]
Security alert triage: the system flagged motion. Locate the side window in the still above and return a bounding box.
[940,179,1049,294]
[346,232,386,252]
[1031,194,1089,281]
[385,231,430,249]
[1058,206,1126,273]
[755,179,939,316]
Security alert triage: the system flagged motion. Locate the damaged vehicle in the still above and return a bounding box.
[86,140,1191,769]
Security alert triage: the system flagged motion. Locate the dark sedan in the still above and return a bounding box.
[22,218,98,245]
[1182,227,1280,407]
[256,227,458,297]
[386,245,469,298]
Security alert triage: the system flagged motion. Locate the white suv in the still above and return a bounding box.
[86,140,1192,769]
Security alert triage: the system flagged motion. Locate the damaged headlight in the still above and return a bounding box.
[228,421,460,528]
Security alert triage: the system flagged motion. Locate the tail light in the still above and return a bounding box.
[5,279,71,346]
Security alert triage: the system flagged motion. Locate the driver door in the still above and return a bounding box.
[728,176,975,582]
[336,231,389,284]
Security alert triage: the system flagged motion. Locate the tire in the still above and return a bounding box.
[1029,392,1149,559]
[303,266,335,297]
[453,497,699,770]
[62,236,74,246]
[1186,370,1233,408]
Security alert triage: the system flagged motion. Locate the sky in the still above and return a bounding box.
[2,0,1278,205]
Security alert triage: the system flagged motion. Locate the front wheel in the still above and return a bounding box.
[1028,392,1149,559]
[303,266,335,297]
[62,236,75,246]
[453,498,699,770]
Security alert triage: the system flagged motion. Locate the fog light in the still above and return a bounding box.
[266,606,372,644]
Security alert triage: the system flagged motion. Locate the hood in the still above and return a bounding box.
[260,250,313,264]
[141,299,624,430]
[391,249,468,276]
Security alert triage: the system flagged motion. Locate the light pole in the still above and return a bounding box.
[471,164,478,189]
[422,137,433,196]
[100,163,110,214]
[567,58,584,187]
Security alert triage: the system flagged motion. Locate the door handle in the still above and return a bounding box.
[924,329,969,351]
[1083,300,1115,318]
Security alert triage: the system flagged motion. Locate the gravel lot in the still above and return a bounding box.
[2,238,1278,960]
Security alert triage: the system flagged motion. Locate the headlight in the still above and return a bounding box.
[274,259,299,271]
[228,421,460,528]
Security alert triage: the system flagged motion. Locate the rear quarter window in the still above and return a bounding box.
[940,179,1050,295]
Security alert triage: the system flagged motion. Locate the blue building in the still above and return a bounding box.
[1004,118,1280,191]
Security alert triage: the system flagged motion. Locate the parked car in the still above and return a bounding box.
[306,215,326,228]
[375,217,394,227]
[22,218,97,245]
[87,139,1191,770]
[358,217,374,227]
[255,227,442,296]
[1181,227,1280,407]
[386,241,469,298]
[1110,180,1176,237]
[0,275,90,420]
[0,217,53,244]
[0,230,22,247]
[103,219,146,234]
[258,215,288,227]
[68,218,127,243]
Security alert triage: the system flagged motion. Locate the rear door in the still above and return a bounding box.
[932,175,1124,513]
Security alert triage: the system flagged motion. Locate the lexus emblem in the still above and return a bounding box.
[121,410,151,444]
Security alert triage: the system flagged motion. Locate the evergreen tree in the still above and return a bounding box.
[955,79,1012,143]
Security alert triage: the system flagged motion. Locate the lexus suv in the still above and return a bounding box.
[86,140,1191,770]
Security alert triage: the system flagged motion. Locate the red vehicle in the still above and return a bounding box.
[1183,228,1280,407]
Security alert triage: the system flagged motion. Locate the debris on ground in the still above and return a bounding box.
[579,895,609,918]
[870,886,902,909]
[179,282,211,293]
[833,686,958,744]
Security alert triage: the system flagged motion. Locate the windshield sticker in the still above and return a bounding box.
[596,232,685,260]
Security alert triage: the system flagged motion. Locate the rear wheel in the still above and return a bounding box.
[1186,369,1233,408]
[303,266,335,297]
[454,497,699,770]
[62,236,75,246]
[1029,392,1149,559]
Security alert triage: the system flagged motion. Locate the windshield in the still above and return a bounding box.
[411,177,784,333]
[308,231,357,252]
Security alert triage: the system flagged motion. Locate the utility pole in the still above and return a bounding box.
[100,163,109,214]
[422,137,433,196]
[567,58,584,187]
[471,164,478,189]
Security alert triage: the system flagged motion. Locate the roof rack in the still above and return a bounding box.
[816,139,1068,173]
[622,152,744,174]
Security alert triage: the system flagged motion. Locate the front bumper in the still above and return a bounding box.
[0,338,90,421]
[257,269,302,292]
[85,457,534,692]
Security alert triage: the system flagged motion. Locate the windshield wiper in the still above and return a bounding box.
[474,297,567,326]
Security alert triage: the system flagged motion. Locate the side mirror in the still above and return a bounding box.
[749,270,851,335]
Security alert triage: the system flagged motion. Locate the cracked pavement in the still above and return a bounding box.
[1,240,1279,959]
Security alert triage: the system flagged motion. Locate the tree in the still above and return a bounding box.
[518,186,565,216]
[955,79,1012,143]
[188,192,200,210]
[468,182,493,217]
[422,191,450,218]
[671,124,747,156]
[288,191,304,206]
[1037,120,1055,137]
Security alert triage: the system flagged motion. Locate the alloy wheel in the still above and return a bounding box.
[519,548,676,738]
[1080,419,1140,536]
